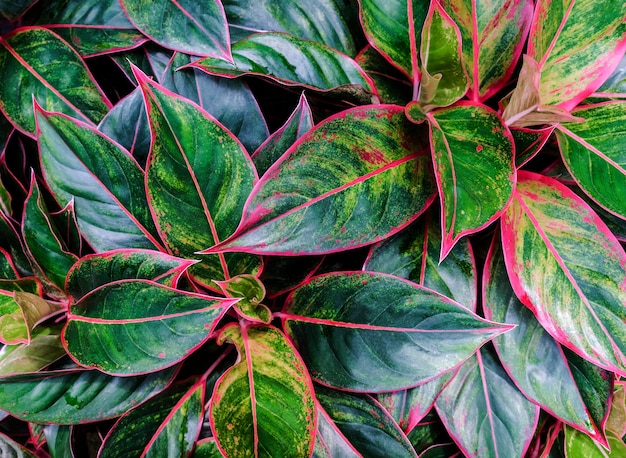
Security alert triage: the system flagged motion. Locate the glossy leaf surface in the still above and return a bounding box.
[0,291,62,345]
[0,326,66,375]
[64,281,232,375]
[210,324,316,458]
[282,271,512,392]
[208,105,436,255]
[0,432,38,457]
[313,405,361,457]
[501,171,626,375]
[512,125,555,168]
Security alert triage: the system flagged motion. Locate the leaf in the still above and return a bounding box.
[565,427,626,457]
[282,271,513,392]
[484,234,607,444]
[63,280,233,375]
[43,425,72,458]
[119,0,232,59]
[189,32,374,93]
[210,324,316,458]
[214,275,271,324]
[259,255,324,299]
[607,382,626,438]
[512,125,555,167]
[0,366,177,424]
[427,102,516,259]
[0,247,18,280]
[36,108,162,252]
[137,68,260,285]
[0,0,37,21]
[355,45,413,105]
[99,378,204,458]
[315,386,417,457]
[206,105,436,256]
[441,0,533,101]
[419,1,468,108]
[0,432,38,457]
[501,170,626,375]
[0,291,63,345]
[191,438,222,458]
[556,102,626,220]
[436,349,540,458]
[65,249,194,300]
[0,325,67,375]
[0,27,111,136]
[313,405,361,457]
[528,0,626,109]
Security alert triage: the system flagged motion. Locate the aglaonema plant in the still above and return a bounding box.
[0,0,624,456]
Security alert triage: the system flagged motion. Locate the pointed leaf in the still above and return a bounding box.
[0,432,38,457]
[36,109,161,252]
[565,427,625,457]
[0,291,63,345]
[513,125,555,167]
[282,271,513,392]
[207,105,436,255]
[0,27,111,136]
[43,425,72,458]
[556,102,626,220]
[63,280,233,375]
[190,32,374,93]
[210,324,316,458]
[313,405,361,457]
[528,0,626,109]
[427,103,516,259]
[501,170,626,375]
[191,438,222,458]
[355,45,413,105]
[436,349,540,458]
[119,0,232,59]
[441,0,533,101]
[0,247,18,280]
[0,325,66,375]
[0,366,177,423]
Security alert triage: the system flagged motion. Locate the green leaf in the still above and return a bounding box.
[99,378,204,458]
[355,45,413,105]
[512,125,555,167]
[0,247,18,280]
[119,0,232,59]
[0,291,63,345]
[0,432,38,457]
[0,0,37,21]
[210,324,316,458]
[36,109,161,252]
[63,280,232,375]
[427,103,515,259]
[0,366,177,424]
[191,438,223,458]
[556,102,626,220]
[0,325,66,375]
[313,405,361,457]
[282,271,513,392]
[565,427,625,457]
[501,171,626,375]
[190,32,374,93]
[207,105,436,255]
[0,27,110,136]
[43,425,72,458]
[214,274,271,324]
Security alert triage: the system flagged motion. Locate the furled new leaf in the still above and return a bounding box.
[63,280,233,375]
[210,324,316,458]
[0,27,111,136]
[206,105,436,255]
[501,171,626,375]
[0,291,63,345]
[282,271,512,392]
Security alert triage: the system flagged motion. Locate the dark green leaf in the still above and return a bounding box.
[43,425,72,458]
[0,432,38,457]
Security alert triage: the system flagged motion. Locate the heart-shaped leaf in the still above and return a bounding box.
[210,324,316,458]
[119,0,232,59]
[427,102,516,259]
[36,108,162,252]
[0,291,63,345]
[0,27,110,136]
[556,102,626,220]
[206,105,436,255]
[282,271,513,392]
[501,170,626,375]
[63,280,233,375]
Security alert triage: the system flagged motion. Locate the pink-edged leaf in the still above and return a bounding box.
[65,249,195,300]
[205,105,436,256]
[556,102,626,220]
[512,125,555,168]
[189,32,375,94]
[119,0,232,60]
[313,405,361,457]
[484,234,608,445]
[435,348,540,458]
[0,325,66,375]
[0,0,37,21]
[565,426,626,457]
[282,271,513,392]
[0,247,19,280]
[0,290,63,345]
[210,323,317,458]
[136,67,260,286]
[501,170,626,375]
[427,102,516,260]
[591,54,626,100]
[528,0,626,109]
[0,27,111,137]
[214,274,271,324]
[441,0,533,102]
[63,280,234,375]
[0,432,38,457]
[99,377,204,458]
[355,45,413,105]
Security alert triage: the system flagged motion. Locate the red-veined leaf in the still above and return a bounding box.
[63,280,234,375]
[119,0,232,60]
[528,0,626,109]
[281,271,513,392]
[355,45,413,105]
[0,247,18,279]
[205,105,436,256]
[189,32,374,93]
[512,125,555,168]
[0,290,63,345]
[210,324,316,458]
[501,170,626,375]
[0,27,111,136]
[441,0,533,102]
[427,102,516,260]
[591,54,626,100]
[556,102,626,220]
[0,325,66,375]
